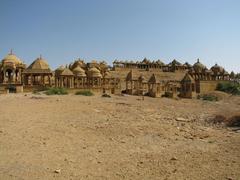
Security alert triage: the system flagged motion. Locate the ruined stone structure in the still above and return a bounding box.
[122,58,230,98]
[0,50,233,97]
[113,58,188,72]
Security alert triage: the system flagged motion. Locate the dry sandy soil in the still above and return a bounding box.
[0,93,239,180]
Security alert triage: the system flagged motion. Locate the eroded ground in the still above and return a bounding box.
[0,93,239,180]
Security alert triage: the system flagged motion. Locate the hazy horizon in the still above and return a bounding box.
[0,0,239,72]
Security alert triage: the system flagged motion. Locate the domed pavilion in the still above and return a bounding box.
[211,64,229,80]
[72,65,87,88]
[0,50,26,84]
[87,67,103,87]
[55,66,74,88]
[189,59,213,80]
[22,55,53,86]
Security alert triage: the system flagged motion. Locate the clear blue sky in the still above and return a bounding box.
[0,0,239,72]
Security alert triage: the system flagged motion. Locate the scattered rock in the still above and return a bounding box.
[30,96,45,100]
[176,117,190,122]
[199,134,210,139]
[54,169,61,174]
[171,157,178,161]
[102,94,111,98]
[94,109,101,113]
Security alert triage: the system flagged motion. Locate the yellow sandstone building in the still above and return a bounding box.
[0,50,233,98]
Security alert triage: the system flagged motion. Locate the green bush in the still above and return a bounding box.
[45,87,68,95]
[75,90,94,96]
[201,94,218,101]
[217,82,240,95]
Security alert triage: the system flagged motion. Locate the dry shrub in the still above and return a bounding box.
[209,114,240,127]
[226,115,240,127]
[211,115,227,124]
[75,90,94,96]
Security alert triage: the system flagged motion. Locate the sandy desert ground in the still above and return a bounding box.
[0,92,239,180]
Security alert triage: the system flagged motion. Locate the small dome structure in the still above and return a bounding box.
[28,56,50,70]
[59,68,74,76]
[156,59,165,65]
[211,63,224,74]
[88,67,102,78]
[183,62,192,68]
[55,65,65,76]
[22,55,52,74]
[72,66,86,77]
[70,59,85,70]
[2,50,23,65]
[169,59,182,66]
[91,60,98,64]
[193,59,206,72]
[104,71,112,78]
[142,58,150,64]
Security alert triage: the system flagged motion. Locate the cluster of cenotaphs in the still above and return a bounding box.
[0,50,236,98]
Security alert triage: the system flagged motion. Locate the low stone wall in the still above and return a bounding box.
[0,85,23,93]
[16,86,23,93]
[199,80,228,94]
[0,86,8,94]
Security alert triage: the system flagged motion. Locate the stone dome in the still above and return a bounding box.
[156,59,165,65]
[183,62,192,68]
[169,59,182,66]
[211,64,224,74]
[28,56,50,70]
[2,52,23,65]
[193,59,206,72]
[60,68,74,76]
[72,66,86,77]
[142,58,150,64]
[104,71,112,78]
[88,67,102,78]
[71,59,85,70]
[55,65,65,75]
[91,60,98,64]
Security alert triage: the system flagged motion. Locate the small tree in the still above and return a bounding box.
[230,71,235,79]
